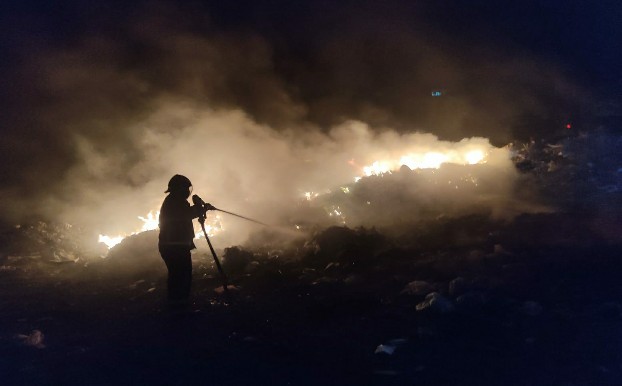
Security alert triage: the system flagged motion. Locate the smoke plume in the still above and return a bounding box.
[0,1,586,245]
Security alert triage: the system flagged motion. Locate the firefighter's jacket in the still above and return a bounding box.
[158,194,202,249]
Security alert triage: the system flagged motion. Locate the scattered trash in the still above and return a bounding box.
[16,330,45,349]
[416,292,454,313]
[374,338,407,355]
[129,279,146,289]
[401,280,434,296]
[214,285,240,294]
[50,250,78,263]
[324,262,340,271]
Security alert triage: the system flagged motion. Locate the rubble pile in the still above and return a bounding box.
[0,221,105,273]
[510,129,622,207]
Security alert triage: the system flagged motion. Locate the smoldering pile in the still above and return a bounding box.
[3,129,621,280]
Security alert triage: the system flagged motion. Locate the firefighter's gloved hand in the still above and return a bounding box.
[204,203,217,211]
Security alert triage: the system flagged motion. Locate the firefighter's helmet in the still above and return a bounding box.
[165,174,192,193]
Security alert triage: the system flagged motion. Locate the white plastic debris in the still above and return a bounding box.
[416,292,455,313]
[374,338,407,355]
[17,330,45,349]
[375,345,396,354]
[324,262,340,270]
[51,250,78,263]
[129,279,146,289]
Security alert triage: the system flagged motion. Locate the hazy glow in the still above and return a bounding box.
[466,150,485,164]
[138,211,159,232]
[363,161,393,176]
[68,113,517,248]
[98,234,125,249]
[362,144,489,177]
[99,210,224,250]
[98,211,161,249]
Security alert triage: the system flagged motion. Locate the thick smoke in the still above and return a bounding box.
[44,105,533,248]
[0,1,582,245]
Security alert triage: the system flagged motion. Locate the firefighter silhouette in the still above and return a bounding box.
[158,174,203,303]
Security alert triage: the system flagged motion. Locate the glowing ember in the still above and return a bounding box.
[304,192,321,200]
[327,206,346,224]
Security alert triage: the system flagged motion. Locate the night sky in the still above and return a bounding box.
[1,0,620,229]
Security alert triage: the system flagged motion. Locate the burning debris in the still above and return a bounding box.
[89,130,514,252]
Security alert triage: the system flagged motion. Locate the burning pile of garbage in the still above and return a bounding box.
[2,129,621,277]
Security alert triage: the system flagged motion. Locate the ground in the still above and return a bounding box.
[2,210,622,385]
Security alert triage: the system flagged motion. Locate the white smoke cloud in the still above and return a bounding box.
[48,100,538,249]
[2,1,576,246]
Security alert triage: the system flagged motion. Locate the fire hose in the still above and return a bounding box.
[192,195,229,294]
[212,208,268,226]
[191,194,270,295]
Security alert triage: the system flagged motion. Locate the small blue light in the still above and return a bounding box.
[431,91,442,97]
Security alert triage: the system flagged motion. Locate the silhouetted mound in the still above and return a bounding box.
[301,226,388,270]
[221,246,254,274]
[101,230,160,275]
